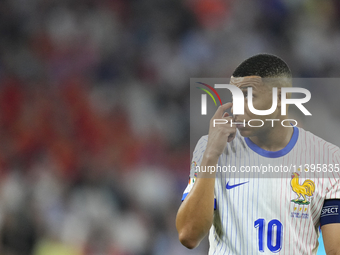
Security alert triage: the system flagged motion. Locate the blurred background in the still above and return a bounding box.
[0,0,339,254]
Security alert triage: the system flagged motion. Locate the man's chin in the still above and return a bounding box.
[237,127,254,138]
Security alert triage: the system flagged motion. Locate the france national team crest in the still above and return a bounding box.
[290,169,315,219]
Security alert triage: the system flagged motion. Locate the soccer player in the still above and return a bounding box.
[176,54,340,254]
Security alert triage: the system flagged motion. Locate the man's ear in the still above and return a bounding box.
[277,87,281,108]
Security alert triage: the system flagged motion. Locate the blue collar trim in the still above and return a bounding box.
[244,126,299,158]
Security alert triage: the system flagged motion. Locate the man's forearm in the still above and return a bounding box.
[175,154,218,249]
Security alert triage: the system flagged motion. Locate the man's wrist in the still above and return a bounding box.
[203,150,221,162]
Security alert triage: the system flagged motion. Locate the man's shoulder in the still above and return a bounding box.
[198,135,209,142]
[195,135,208,147]
[193,135,209,153]
[298,126,340,155]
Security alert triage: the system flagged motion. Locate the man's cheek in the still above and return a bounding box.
[243,105,253,119]
[245,99,265,118]
[250,98,268,110]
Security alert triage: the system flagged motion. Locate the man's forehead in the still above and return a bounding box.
[230,75,262,87]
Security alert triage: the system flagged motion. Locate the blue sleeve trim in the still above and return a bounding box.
[320,199,340,226]
[181,193,216,210]
[181,193,189,201]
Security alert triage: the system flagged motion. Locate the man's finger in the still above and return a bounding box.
[213,102,233,118]
[223,112,229,118]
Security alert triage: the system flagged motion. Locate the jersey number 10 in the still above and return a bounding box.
[254,218,283,253]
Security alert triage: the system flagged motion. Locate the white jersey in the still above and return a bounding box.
[182,126,340,255]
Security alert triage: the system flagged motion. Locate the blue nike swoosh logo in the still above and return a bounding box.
[226,181,249,190]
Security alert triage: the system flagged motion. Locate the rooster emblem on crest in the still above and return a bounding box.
[290,172,315,205]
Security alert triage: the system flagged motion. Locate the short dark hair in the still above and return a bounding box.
[232,53,291,78]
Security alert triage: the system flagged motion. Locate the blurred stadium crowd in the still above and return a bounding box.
[0,0,339,254]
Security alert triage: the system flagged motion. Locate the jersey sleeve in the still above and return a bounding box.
[319,149,340,226]
[181,135,208,201]
[325,149,340,199]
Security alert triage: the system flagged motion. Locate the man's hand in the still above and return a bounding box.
[205,102,237,159]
